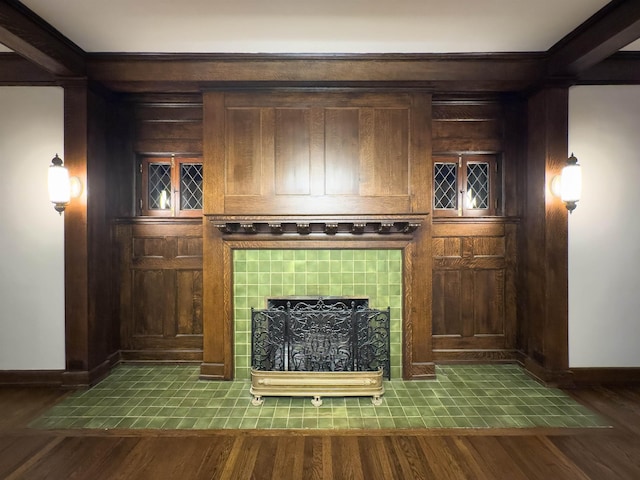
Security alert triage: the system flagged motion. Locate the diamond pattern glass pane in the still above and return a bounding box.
[180,163,203,210]
[148,163,171,210]
[466,163,489,209]
[434,163,457,209]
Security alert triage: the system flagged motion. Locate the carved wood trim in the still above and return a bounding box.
[206,214,428,237]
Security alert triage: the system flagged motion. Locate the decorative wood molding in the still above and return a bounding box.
[207,214,428,237]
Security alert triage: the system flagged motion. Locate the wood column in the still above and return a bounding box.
[520,87,571,385]
[61,81,118,386]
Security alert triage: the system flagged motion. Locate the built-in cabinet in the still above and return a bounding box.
[114,91,522,373]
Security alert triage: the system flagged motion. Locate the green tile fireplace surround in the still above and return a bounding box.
[233,249,403,380]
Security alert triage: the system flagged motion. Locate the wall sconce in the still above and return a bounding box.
[551,153,582,213]
[48,154,82,214]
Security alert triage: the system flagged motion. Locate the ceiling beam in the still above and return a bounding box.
[0,52,58,84]
[0,0,85,77]
[577,52,640,84]
[547,0,640,77]
[86,53,545,93]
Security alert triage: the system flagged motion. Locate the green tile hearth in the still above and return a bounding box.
[30,364,609,430]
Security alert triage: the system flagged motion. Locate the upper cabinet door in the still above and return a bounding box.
[203,91,431,215]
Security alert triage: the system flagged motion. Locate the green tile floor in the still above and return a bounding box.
[31,364,609,430]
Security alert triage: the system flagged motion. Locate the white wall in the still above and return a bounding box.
[0,87,65,370]
[568,85,640,367]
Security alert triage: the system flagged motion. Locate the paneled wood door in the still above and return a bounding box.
[432,220,517,361]
[116,220,203,361]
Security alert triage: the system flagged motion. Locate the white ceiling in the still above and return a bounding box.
[1,0,638,55]
[1,0,636,54]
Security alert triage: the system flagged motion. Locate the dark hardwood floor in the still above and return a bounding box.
[1,385,639,479]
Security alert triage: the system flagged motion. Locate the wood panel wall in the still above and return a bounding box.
[131,94,203,156]
[432,221,517,361]
[111,93,205,363]
[113,91,525,373]
[431,98,520,362]
[203,91,430,215]
[201,90,434,379]
[115,220,203,361]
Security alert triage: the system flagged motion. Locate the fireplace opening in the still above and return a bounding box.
[251,296,391,379]
[232,249,403,380]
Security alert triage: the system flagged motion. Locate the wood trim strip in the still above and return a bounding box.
[569,367,640,386]
[0,370,64,387]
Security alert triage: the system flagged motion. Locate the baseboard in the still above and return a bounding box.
[568,367,640,386]
[433,349,519,363]
[120,349,203,362]
[521,356,574,387]
[61,351,121,388]
[0,369,64,386]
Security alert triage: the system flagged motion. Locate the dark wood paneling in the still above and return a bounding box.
[116,220,204,361]
[432,220,516,358]
[432,270,462,336]
[225,108,262,195]
[325,108,360,195]
[432,98,505,154]
[274,108,312,195]
[131,94,203,155]
[86,54,545,93]
[365,108,409,196]
[519,88,569,380]
[202,90,433,379]
[210,91,428,216]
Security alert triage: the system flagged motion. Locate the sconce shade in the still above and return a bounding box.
[560,153,581,213]
[48,154,70,214]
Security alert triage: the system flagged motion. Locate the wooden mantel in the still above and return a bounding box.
[206,214,429,237]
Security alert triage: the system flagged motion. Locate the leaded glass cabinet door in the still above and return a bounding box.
[433,154,499,217]
[140,156,203,217]
[179,162,203,212]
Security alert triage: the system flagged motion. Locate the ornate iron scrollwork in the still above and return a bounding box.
[251,298,391,379]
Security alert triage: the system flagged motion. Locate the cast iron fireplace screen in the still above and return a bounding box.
[251,297,391,379]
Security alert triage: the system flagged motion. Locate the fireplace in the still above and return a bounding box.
[201,213,433,381]
[232,249,403,380]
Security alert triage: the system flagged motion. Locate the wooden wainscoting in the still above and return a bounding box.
[115,218,204,362]
[432,219,518,362]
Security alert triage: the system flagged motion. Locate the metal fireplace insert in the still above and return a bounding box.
[250,297,390,406]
